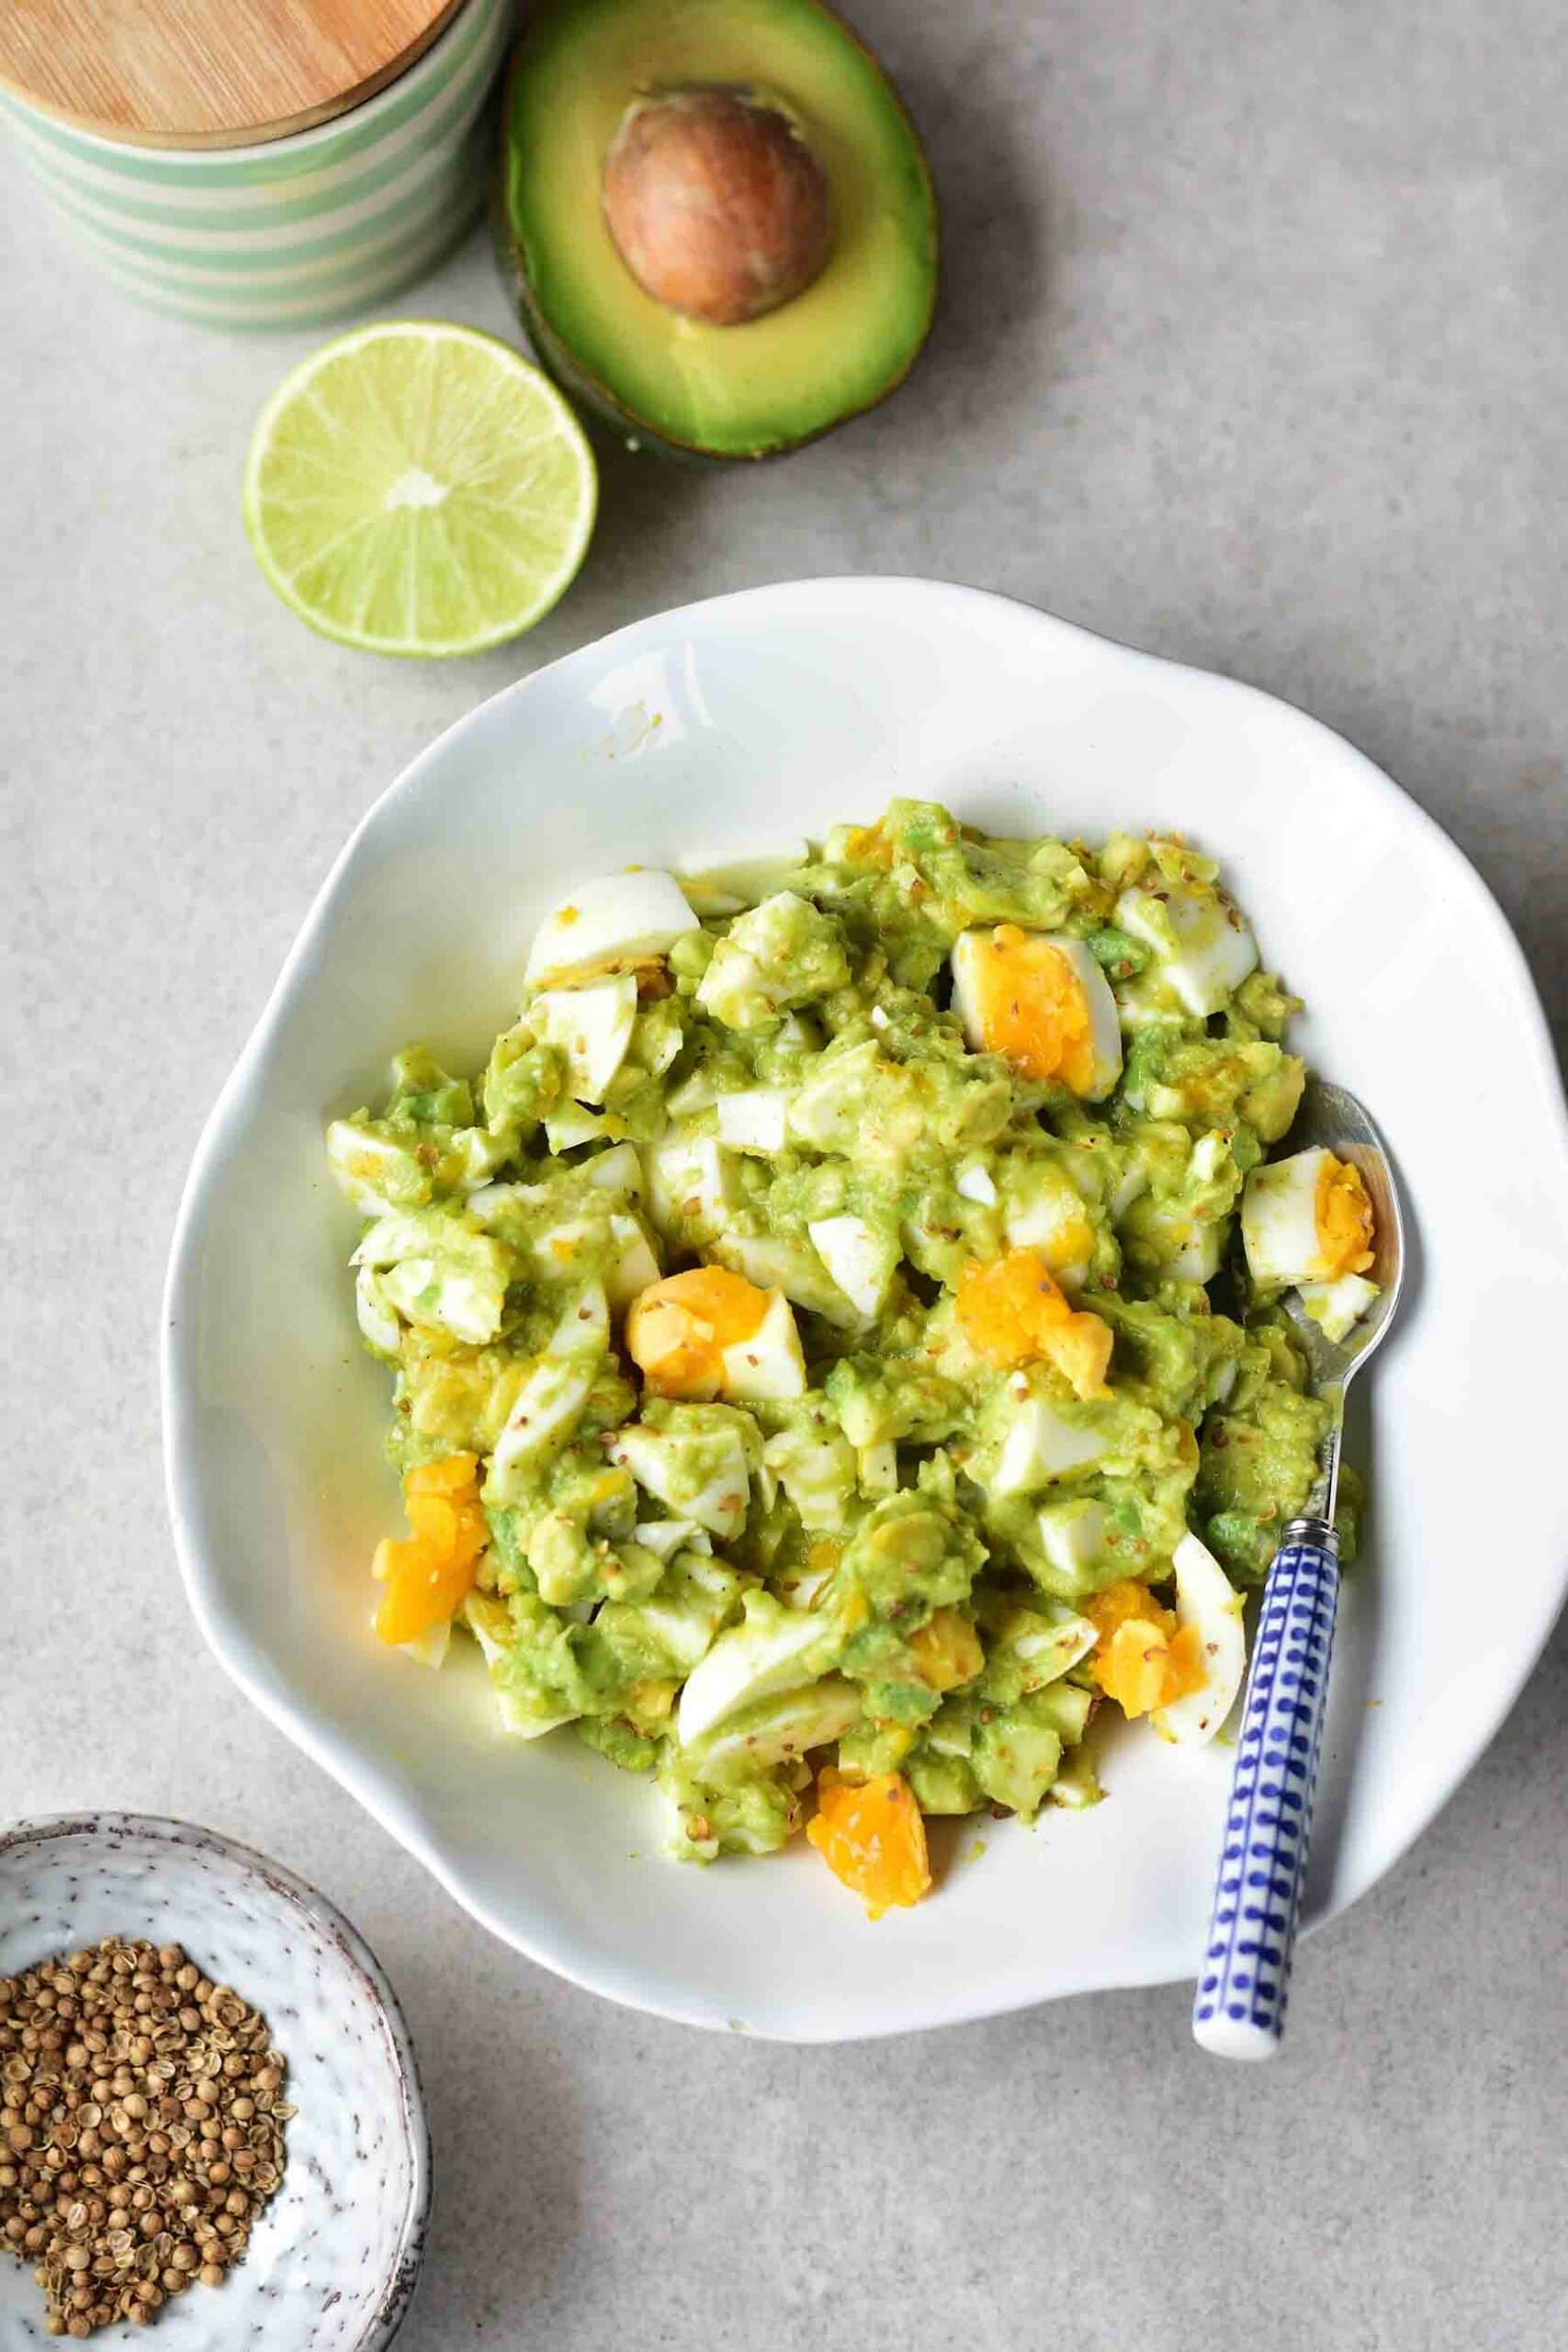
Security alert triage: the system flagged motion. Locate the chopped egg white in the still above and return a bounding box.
[644,1128,737,1244]
[491,1358,595,1478]
[352,1210,512,1343]
[989,1395,1110,1496]
[857,1441,898,1494]
[1035,1497,1110,1582]
[375,1261,496,1346]
[628,1269,807,1404]
[604,1212,663,1308]
[695,891,849,1031]
[543,1101,622,1154]
[394,1620,452,1671]
[992,1602,1100,1687]
[807,1214,897,1321]
[355,1263,401,1354]
[531,1211,660,1308]
[633,1518,712,1560]
[719,1291,807,1403]
[465,1177,547,1226]
[1114,885,1258,1017]
[682,843,811,916]
[525,870,698,987]
[490,1283,608,1479]
[581,1140,644,1197]
[715,1088,791,1154]
[1297,1271,1380,1344]
[1151,1532,1247,1746]
[1002,1174,1095,1292]
[326,1121,411,1216]
[531,973,637,1103]
[607,1423,752,1539]
[761,1428,857,1529]
[677,1593,839,1745]
[683,1678,861,1781]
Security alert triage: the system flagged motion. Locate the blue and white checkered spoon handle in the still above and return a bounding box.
[1192,1523,1339,2060]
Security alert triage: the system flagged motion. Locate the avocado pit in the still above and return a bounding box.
[602,84,833,326]
[499,0,939,461]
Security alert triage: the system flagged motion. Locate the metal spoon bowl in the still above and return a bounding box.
[1274,1080,1406,1530]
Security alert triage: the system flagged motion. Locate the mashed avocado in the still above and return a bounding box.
[329,801,1344,1872]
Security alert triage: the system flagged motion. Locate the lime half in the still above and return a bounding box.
[243,322,597,657]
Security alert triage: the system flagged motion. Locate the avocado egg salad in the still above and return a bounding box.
[327,800,1373,1919]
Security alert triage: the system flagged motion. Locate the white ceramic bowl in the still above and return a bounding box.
[163,577,1568,2041]
[0,1814,429,2346]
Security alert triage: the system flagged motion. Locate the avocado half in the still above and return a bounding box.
[496,0,939,461]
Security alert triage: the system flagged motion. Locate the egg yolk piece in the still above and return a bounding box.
[626,1265,772,1398]
[955,1249,1113,1399]
[1315,1154,1376,1279]
[841,820,895,869]
[1086,1579,1208,1718]
[807,1770,932,1918]
[373,1453,486,1646]
[907,1608,986,1694]
[956,924,1104,1091]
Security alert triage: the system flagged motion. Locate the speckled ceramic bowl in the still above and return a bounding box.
[0,1815,430,2348]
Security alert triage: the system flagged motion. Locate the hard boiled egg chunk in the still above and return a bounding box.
[1242,1147,1376,1287]
[951,926,1122,1099]
[531,971,637,1102]
[956,1249,1113,1401]
[371,1453,486,1661]
[676,1591,838,1746]
[807,1214,897,1321]
[715,1088,790,1154]
[989,1395,1109,1497]
[1297,1271,1381,1345]
[490,1283,608,1482]
[1085,1533,1245,1747]
[1114,885,1258,1016]
[999,1169,1096,1293]
[525,869,699,987]
[1151,1533,1247,1747]
[607,1419,751,1539]
[807,1769,931,1919]
[626,1265,806,1404]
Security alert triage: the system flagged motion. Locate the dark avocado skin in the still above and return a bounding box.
[491,14,939,464]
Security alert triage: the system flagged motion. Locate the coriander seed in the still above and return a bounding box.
[0,1939,289,2339]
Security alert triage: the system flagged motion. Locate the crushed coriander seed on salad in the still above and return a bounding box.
[327,800,1370,1917]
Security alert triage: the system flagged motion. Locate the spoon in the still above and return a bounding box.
[1192,1079,1406,2060]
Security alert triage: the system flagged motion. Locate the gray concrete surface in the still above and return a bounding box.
[3,2,1565,2346]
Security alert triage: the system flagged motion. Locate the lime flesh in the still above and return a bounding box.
[243,322,597,657]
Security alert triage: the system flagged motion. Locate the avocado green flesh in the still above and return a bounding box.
[501,0,938,458]
[329,800,1349,1871]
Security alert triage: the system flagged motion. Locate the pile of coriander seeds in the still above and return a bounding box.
[0,1936,293,2336]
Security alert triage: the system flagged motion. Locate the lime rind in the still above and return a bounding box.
[243,321,598,658]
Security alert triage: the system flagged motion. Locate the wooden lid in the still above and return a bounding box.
[0,0,468,150]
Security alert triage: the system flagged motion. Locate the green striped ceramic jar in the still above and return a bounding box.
[0,0,513,329]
